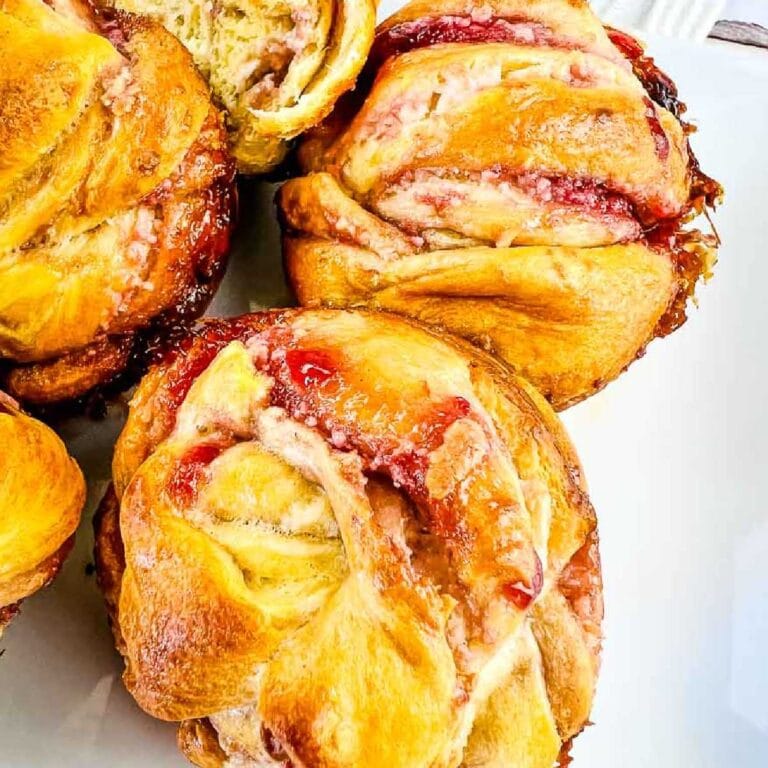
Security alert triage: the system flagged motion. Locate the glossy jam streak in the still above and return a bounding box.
[516,171,636,216]
[426,396,470,443]
[379,396,471,534]
[607,25,722,284]
[268,381,472,535]
[371,15,556,67]
[285,349,338,389]
[167,443,226,507]
[607,27,684,119]
[605,27,644,60]
[642,97,670,161]
[502,555,543,609]
[152,319,544,616]
[164,337,231,413]
[163,319,256,415]
[397,396,471,467]
[394,166,638,224]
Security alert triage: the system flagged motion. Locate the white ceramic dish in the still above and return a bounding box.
[1,20,767,768]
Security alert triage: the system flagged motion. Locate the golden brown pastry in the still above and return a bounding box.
[95,308,602,768]
[280,0,723,410]
[0,390,85,636]
[100,0,378,173]
[0,0,235,406]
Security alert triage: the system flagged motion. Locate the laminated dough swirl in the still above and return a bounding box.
[0,0,236,406]
[101,0,378,172]
[280,0,723,409]
[95,308,602,768]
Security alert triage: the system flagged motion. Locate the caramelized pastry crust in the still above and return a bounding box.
[101,0,377,173]
[96,309,602,768]
[280,0,723,409]
[0,391,84,636]
[0,0,235,406]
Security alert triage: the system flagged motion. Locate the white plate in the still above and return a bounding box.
[1,26,767,768]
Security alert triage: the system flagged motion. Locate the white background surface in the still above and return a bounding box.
[592,0,725,40]
[1,13,767,768]
[725,0,768,28]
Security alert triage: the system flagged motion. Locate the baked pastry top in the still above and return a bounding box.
[101,0,378,172]
[96,308,602,768]
[0,0,235,406]
[0,390,84,635]
[280,0,723,409]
